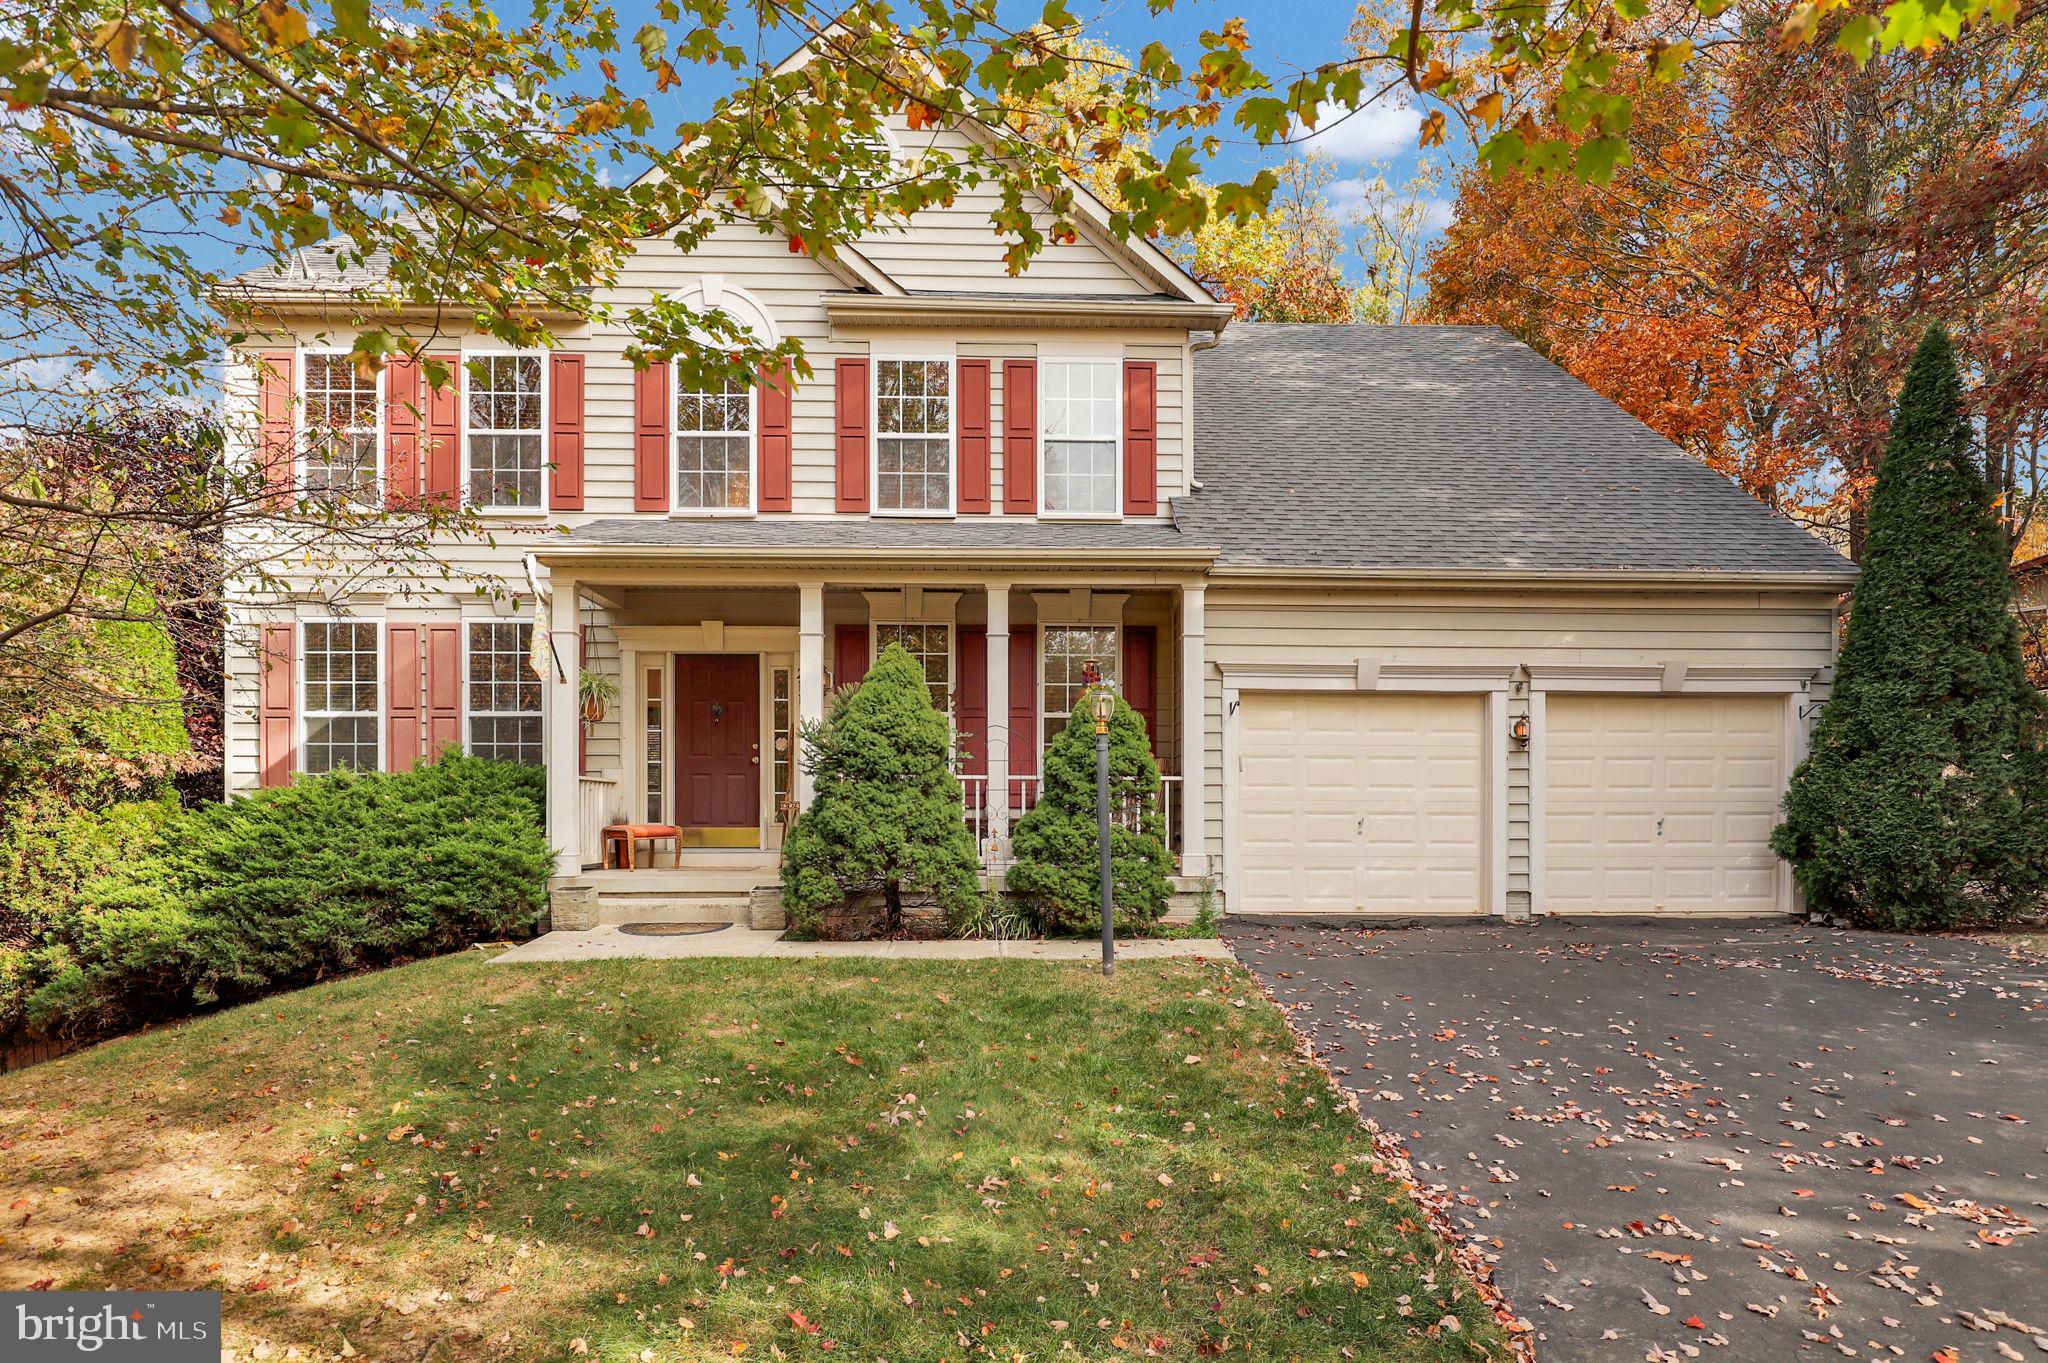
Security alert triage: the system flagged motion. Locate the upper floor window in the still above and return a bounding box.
[1041,360,1119,517]
[1041,624,1118,749]
[467,354,544,510]
[676,378,753,513]
[467,621,543,764]
[302,620,380,773]
[876,358,952,514]
[301,352,380,502]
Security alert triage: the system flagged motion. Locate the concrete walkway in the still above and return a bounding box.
[491,924,1231,963]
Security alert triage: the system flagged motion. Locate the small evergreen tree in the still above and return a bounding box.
[780,644,982,937]
[1773,325,2048,928]
[1008,684,1175,935]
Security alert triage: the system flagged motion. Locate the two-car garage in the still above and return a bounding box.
[1228,684,1793,918]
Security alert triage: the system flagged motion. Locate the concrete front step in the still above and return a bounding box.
[596,896,753,927]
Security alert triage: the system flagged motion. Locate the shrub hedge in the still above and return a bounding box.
[4,755,550,1046]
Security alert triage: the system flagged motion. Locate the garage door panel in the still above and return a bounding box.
[1545,695,1783,914]
[1238,692,1485,916]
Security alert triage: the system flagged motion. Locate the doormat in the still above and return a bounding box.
[617,922,731,937]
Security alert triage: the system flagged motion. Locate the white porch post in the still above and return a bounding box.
[797,580,825,808]
[546,573,581,879]
[1179,582,1209,878]
[985,581,1011,856]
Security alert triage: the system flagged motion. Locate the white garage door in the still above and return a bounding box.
[1238,693,1485,915]
[1545,694,1783,914]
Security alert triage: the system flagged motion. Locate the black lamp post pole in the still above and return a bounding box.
[1097,712,1114,977]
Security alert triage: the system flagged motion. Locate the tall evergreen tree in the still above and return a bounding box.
[1773,326,2048,928]
[779,645,982,938]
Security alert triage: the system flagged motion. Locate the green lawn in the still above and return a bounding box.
[0,953,1509,1362]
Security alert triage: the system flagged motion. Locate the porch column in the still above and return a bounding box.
[1179,582,1209,878]
[546,572,581,879]
[985,581,1011,853]
[797,580,825,808]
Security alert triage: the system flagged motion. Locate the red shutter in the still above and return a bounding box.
[385,356,420,508]
[1123,359,1158,515]
[1122,625,1158,758]
[634,361,670,512]
[957,625,988,774]
[757,362,794,513]
[958,359,992,514]
[1002,359,1037,515]
[387,623,423,772]
[1007,629,1037,778]
[835,358,870,513]
[549,353,586,511]
[833,624,870,690]
[423,353,461,506]
[424,622,462,761]
[258,622,296,787]
[258,351,296,510]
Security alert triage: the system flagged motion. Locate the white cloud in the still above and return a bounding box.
[1420,197,1456,232]
[1292,99,1424,163]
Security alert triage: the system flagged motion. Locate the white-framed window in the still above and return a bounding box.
[301,620,381,774]
[874,622,953,714]
[466,353,546,510]
[771,665,793,812]
[466,621,543,765]
[1040,359,1120,517]
[1041,624,1119,749]
[300,351,381,502]
[644,664,665,822]
[874,358,953,515]
[674,376,754,513]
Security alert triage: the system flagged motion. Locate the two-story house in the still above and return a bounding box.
[218,108,1856,922]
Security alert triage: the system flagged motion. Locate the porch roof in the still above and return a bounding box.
[535,517,1217,570]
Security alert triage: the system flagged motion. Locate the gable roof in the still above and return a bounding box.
[1175,324,1856,582]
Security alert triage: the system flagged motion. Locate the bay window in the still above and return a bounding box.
[301,351,380,502]
[1041,624,1118,749]
[675,377,753,512]
[467,621,543,764]
[466,354,545,509]
[875,358,952,514]
[1040,360,1119,516]
[301,621,380,774]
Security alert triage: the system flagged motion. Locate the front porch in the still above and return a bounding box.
[543,559,1211,903]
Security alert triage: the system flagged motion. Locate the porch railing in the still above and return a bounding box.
[578,775,619,868]
[959,771,1181,869]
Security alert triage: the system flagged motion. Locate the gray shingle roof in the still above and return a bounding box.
[1178,324,1855,579]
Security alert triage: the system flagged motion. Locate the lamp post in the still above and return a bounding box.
[1093,684,1116,977]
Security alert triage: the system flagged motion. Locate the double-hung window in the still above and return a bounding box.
[301,621,380,774]
[675,378,753,512]
[1041,624,1118,749]
[874,622,953,715]
[301,352,380,502]
[467,354,545,509]
[1041,360,1119,517]
[467,621,544,764]
[875,359,952,514]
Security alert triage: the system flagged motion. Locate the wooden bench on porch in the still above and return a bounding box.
[601,823,682,870]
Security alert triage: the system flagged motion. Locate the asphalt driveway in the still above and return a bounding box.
[1224,919,2048,1362]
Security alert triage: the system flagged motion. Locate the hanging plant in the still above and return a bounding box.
[578,669,619,726]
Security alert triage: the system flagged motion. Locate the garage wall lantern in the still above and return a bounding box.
[1510,714,1532,747]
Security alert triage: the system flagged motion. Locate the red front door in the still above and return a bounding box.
[676,655,760,832]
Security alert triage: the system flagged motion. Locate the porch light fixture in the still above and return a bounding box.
[1510,714,1532,747]
[1092,687,1115,735]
